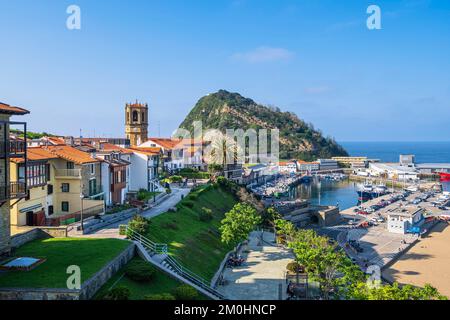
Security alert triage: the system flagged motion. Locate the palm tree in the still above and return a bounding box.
[203,131,242,176]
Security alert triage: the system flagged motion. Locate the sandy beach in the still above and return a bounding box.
[383,222,450,298]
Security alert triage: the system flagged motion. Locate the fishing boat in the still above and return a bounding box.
[438,172,450,181]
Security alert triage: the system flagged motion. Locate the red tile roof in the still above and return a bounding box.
[43,145,100,164]
[99,143,133,154]
[11,147,59,163]
[128,147,161,156]
[0,102,30,115]
[146,138,182,150]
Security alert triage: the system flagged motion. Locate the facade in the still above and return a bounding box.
[10,147,58,227]
[94,143,132,206]
[125,101,148,146]
[41,145,104,225]
[387,207,424,234]
[128,147,162,192]
[296,160,320,172]
[0,102,29,255]
[224,164,244,183]
[318,159,339,171]
[278,161,297,174]
[368,162,419,181]
[141,138,182,172]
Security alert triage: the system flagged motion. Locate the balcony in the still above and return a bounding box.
[55,169,82,179]
[0,140,26,158]
[0,182,27,201]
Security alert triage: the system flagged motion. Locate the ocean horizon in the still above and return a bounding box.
[339,141,450,163]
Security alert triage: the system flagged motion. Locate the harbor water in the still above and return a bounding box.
[292,178,450,211]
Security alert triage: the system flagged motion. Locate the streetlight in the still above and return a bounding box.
[80,182,84,233]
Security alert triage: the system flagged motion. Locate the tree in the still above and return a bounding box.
[220,203,261,248]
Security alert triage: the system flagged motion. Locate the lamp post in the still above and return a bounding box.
[80,182,84,234]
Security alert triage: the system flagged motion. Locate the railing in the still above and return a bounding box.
[126,227,168,254]
[0,140,26,157]
[126,227,225,300]
[0,182,27,201]
[55,169,82,178]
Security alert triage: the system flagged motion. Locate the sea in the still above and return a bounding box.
[295,141,450,210]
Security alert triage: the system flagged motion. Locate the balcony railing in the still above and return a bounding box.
[0,140,26,158]
[55,169,82,178]
[0,182,27,201]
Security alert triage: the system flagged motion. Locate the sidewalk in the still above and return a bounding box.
[217,231,294,300]
[69,187,190,239]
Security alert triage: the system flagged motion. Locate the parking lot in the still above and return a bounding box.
[325,189,450,270]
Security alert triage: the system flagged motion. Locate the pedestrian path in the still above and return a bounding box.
[217,231,294,300]
[69,187,190,239]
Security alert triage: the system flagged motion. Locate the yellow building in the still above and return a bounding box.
[10,145,105,227]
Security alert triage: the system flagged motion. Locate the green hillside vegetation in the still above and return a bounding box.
[179,90,348,161]
[144,184,237,280]
[10,129,57,140]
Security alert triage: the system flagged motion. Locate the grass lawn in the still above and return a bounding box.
[94,256,200,300]
[0,238,131,288]
[145,185,237,281]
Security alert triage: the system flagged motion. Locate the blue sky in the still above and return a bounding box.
[1,0,450,141]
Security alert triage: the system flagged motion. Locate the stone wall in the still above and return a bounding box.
[10,227,68,249]
[0,115,11,256]
[0,242,135,300]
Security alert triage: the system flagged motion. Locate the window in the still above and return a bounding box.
[90,164,95,175]
[48,205,54,216]
[61,183,70,193]
[47,184,53,195]
[20,162,48,187]
[132,110,139,122]
[89,179,96,196]
[61,202,69,212]
[67,162,75,169]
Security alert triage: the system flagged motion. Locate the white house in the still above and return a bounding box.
[387,207,424,234]
[278,162,297,174]
[128,147,163,192]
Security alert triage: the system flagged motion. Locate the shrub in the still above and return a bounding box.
[183,201,194,208]
[103,286,131,300]
[170,175,183,183]
[188,194,198,201]
[128,215,149,234]
[125,260,156,282]
[286,261,305,274]
[173,284,199,300]
[199,207,213,222]
[144,293,176,300]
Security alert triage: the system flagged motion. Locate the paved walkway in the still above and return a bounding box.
[69,187,190,239]
[217,231,294,300]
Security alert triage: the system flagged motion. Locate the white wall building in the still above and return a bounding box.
[318,159,339,171]
[387,207,424,234]
[278,162,297,174]
[129,148,163,192]
[368,162,419,181]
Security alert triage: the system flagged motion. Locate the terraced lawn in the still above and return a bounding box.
[0,238,131,288]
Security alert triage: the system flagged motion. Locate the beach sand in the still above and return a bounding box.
[383,222,450,298]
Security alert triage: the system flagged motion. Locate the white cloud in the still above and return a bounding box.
[231,46,294,63]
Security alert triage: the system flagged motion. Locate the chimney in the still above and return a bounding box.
[64,136,74,146]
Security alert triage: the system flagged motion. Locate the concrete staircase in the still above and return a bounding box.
[126,227,226,300]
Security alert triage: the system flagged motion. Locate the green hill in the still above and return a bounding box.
[179,90,348,161]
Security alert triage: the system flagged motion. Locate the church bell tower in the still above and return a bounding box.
[125,100,148,146]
